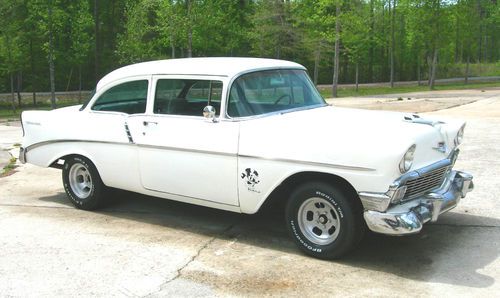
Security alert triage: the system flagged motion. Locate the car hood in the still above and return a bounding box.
[238,105,464,179]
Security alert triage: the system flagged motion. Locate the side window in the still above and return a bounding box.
[154,79,222,116]
[92,80,148,114]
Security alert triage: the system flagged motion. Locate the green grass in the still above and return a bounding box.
[318,81,500,98]
[1,157,18,177]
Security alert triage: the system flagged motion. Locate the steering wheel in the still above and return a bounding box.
[274,94,292,105]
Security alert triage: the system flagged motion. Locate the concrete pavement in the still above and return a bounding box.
[0,89,499,297]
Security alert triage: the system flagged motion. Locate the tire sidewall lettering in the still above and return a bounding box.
[290,220,322,253]
[315,190,344,219]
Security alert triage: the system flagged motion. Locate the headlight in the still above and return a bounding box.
[399,144,416,174]
[454,124,465,146]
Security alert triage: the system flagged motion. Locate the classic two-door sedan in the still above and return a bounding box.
[20,58,474,259]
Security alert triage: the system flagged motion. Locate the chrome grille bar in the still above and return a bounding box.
[403,166,449,200]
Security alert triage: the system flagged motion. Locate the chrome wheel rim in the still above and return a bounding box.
[68,163,93,199]
[297,197,340,245]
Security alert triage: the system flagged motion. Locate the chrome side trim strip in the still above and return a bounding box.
[143,186,239,207]
[25,139,127,152]
[24,139,375,171]
[137,143,236,157]
[24,139,236,158]
[238,154,376,172]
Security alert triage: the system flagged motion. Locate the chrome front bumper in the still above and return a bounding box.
[363,170,474,235]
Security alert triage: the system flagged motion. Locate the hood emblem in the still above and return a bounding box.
[433,142,447,153]
[404,114,445,127]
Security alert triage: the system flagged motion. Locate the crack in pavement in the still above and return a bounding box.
[142,223,236,298]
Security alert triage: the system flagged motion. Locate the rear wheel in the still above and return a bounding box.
[62,156,106,210]
[285,182,364,259]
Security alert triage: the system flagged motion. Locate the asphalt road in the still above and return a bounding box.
[0,90,499,297]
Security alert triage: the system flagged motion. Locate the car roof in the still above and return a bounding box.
[96,57,305,90]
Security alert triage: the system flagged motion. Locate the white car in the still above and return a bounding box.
[19,58,474,259]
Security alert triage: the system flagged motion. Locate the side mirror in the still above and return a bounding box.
[203,105,216,121]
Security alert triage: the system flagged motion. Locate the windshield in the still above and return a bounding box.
[227,69,326,118]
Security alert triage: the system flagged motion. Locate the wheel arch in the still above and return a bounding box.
[48,152,96,170]
[257,171,362,214]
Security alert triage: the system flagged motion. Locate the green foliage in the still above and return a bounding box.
[0,0,498,94]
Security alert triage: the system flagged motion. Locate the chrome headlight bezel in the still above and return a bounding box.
[454,124,465,146]
[399,144,416,174]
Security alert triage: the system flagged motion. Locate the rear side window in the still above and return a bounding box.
[92,80,148,114]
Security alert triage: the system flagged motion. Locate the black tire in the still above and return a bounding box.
[285,181,365,259]
[62,155,106,210]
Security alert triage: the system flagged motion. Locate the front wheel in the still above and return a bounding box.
[62,155,106,210]
[285,182,364,259]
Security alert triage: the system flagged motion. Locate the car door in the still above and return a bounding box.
[126,76,240,206]
[83,77,150,191]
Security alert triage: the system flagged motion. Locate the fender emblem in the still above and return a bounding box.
[433,142,447,153]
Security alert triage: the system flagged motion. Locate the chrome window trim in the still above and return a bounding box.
[222,103,329,122]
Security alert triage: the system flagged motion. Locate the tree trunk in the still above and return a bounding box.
[78,65,82,103]
[5,35,16,113]
[16,71,22,107]
[417,56,421,86]
[355,62,359,92]
[170,37,175,58]
[187,0,193,58]
[477,0,482,63]
[66,67,73,92]
[368,0,374,82]
[427,54,432,85]
[313,44,321,85]
[454,11,460,63]
[30,38,36,106]
[94,0,99,83]
[429,48,438,90]
[390,0,396,88]
[332,4,341,98]
[465,55,470,84]
[48,0,56,109]
[10,73,16,114]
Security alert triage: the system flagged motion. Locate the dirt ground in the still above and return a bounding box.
[0,88,499,297]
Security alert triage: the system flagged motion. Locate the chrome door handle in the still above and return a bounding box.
[143,121,158,126]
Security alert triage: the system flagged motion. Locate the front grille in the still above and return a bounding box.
[403,166,449,200]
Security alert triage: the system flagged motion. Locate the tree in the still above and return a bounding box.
[293,0,331,85]
[116,0,164,64]
[389,0,396,88]
[0,0,27,112]
[66,0,93,101]
[332,1,341,97]
[341,2,370,91]
[249,0,298,59]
